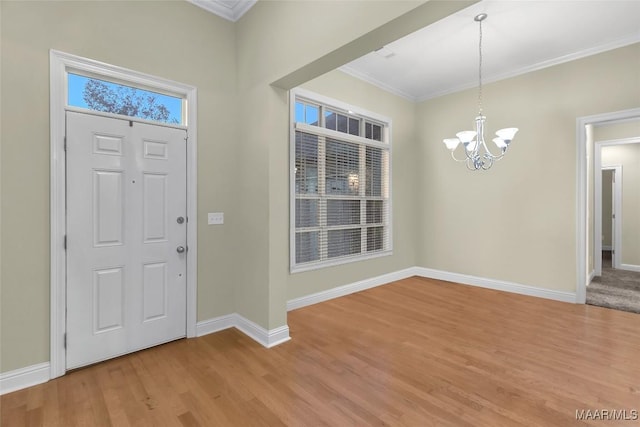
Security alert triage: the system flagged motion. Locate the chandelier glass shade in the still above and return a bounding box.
[443,13,518,171]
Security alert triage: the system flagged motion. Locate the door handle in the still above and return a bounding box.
[176,246,186,253]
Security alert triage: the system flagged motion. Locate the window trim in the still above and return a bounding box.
[289,88,393,273]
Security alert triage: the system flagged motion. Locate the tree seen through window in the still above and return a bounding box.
[68,73,182,124]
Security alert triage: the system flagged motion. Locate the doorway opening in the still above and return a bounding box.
[595,164,622,276]
[601,169,615,267]
[576,108,640,304]
[588,153,640,314]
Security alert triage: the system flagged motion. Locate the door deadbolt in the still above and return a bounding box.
[177,216,185,224]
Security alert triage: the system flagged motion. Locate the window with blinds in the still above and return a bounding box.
[290,89,392,272]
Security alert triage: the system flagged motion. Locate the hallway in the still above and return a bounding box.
[587,250,640,314]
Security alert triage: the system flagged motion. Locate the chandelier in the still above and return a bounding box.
[443,13,518,171]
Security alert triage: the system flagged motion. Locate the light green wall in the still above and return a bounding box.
[601,143,640,266]
[236,0,426,89]
[0,0,238,373]
[416,44,640,292]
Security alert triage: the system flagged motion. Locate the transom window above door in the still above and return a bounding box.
[290,89,392,273]
[68,73,184,125]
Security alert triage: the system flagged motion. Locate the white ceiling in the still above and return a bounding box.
[190,1,640,100]
[341,1,640,102]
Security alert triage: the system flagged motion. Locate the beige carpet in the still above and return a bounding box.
[587,251,640,314]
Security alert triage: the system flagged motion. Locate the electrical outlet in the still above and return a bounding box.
[208,212,224,225]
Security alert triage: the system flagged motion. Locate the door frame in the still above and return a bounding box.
[594,163,622,275]
[49,50,198,379]
[576,108,640,304]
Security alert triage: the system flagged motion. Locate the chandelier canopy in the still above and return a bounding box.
[443,13,518,171]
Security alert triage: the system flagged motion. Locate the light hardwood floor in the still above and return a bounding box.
[2,277,640,426]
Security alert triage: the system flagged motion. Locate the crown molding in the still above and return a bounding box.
[187,0,256,22]
[416,34,640,102]
[342,35,640,104]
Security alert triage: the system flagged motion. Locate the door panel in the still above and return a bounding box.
[143,262,167,321]
[66,111,187,369]
[143,173,168,242]
[94,267,125,332]
[93,170,125,246]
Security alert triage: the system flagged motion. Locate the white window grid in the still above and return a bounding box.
[290,89,392,273]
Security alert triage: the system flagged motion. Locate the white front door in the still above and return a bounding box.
[66,111,187,369]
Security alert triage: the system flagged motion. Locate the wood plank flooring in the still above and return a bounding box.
[3,277,640,426]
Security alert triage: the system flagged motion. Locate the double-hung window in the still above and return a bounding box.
[290,89,392,272]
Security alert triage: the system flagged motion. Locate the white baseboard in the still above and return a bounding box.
[196,313,290,348]
[286,266,577,312]
[620,264,640,273]
[415,267,577,303]
[287,267,419,311]
[588,270,596,284]
[0,362,50,396]
[195,313,236,336]
[235,315,291,348]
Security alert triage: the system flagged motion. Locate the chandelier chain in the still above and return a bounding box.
[441,12,518,171]
[478,17,483,115]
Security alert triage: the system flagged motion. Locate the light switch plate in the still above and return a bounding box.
[208,212,224,225]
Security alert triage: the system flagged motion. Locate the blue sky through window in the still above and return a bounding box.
[68,73,183,124]
[295,101,319,126]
